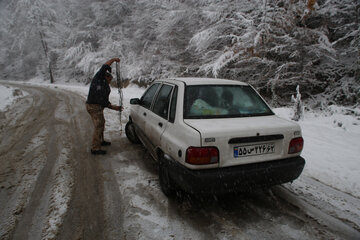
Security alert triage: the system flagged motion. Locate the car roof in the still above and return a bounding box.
[157,77,248,86]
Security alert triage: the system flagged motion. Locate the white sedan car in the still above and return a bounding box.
[126,78,305,196]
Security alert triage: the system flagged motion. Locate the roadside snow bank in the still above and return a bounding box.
[0,84,28,111]
[274,107,360,198]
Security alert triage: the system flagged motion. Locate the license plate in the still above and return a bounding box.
[234,143,275,158]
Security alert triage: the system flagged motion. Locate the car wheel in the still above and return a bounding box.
[125,121,140,144]
[159,155,176,197]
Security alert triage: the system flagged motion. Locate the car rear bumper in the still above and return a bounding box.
[165,156,305,195]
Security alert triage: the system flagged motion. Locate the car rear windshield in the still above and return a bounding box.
[184,85,274,119]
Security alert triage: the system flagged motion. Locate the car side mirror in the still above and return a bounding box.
[130,98,140,105]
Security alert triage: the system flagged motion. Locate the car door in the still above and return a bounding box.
[145,83,175,156]
[133,83,161,145]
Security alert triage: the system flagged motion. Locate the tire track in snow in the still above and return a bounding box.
[2,85,74,239]
[278,176,360,239]
[0,85,54,239]
[0,84,103,240]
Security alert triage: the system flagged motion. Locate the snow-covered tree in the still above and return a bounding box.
[291,85,304,121]
[0,0,358,106]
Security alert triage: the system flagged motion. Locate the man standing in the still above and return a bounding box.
[86,58,122,155]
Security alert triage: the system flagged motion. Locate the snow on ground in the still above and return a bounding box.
[0,84,28,111]
[2,79,360,216]
[42,141,73,239]
[274,107,360,198]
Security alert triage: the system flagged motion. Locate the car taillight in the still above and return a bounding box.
[288,137,304,154]
[186,147,219,165]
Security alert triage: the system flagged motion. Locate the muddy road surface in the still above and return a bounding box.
[0,83,116,240]
[0,83,359,240]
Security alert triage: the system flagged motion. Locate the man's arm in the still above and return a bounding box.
[92,57,120,85]
[108,104,123,111]
[105,58,120,66]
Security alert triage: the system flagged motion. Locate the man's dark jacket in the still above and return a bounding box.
[86,65,112,108]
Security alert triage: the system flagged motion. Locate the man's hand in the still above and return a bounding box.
[108,104,123,111]
[113,105,123,111]
[105,58,120,66]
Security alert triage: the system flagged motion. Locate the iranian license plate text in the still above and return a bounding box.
[234,143,275,158]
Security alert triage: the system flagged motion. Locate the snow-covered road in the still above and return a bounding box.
[0,81,359,239]
[0,83,107,239]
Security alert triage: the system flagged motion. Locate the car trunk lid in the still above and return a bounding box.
[184,115,300,168]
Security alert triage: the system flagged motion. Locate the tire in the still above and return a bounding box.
[159,155,176,197]
[125,121,140,144]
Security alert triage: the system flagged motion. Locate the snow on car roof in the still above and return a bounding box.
[159,77,248,86]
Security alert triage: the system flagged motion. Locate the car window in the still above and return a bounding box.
[169,86,178,123]
[153,84,173,119]
[184,85,274,119]
[140,83,160,109]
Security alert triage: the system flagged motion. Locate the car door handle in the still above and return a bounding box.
[143,112,147,116]
[158,122,163,127]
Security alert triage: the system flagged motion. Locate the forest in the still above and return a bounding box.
[0,0,359,106]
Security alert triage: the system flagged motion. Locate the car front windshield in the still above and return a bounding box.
[184,85,274,119]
